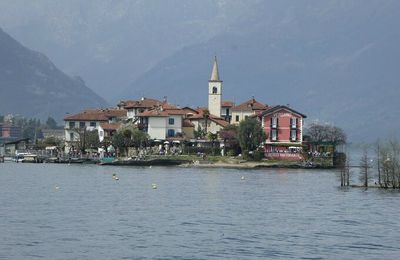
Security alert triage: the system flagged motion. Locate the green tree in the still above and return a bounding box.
[71,128,100,153]
[43,136,61,146]
[219,124,240,154]
[194,125,206,139]
[112,126,149,156]
[22,118,43,142]
[35,136,62,149]
[131,128,149,147]
[84,130,100,151]
[112,131,131,156]
[238,118,265,158]
[0,115,4,123]
[203,109,210,133]
[46,117,58,129]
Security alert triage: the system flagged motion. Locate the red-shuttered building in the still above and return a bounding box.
[259,105,307,160]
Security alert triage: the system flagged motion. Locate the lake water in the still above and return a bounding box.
[0,163,399,259]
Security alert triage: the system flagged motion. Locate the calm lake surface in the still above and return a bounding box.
[0,163,399,259]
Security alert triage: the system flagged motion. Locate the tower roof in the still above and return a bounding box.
[209,56,221,82]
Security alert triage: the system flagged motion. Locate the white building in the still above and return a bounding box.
[118,97,162,121]
[137,104,186,140]
[64,108,126,152]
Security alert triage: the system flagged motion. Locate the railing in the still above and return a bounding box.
[265,152,303,160]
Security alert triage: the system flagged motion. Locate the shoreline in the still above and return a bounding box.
[184,161,335,170]
[1,156,335,170]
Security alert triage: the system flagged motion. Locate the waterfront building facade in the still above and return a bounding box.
[231,98,268,124]
[136,103,186,140]
[259,105,306,159]
[63,108,126,152]
[118,97,162,121]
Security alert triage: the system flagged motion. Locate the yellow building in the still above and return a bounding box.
[231,98,268,124]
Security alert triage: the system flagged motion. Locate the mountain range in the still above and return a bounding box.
[0,27,107,121]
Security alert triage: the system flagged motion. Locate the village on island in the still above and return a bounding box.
[0,57,342,168]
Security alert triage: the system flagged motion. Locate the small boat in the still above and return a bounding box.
[14,153,43,163]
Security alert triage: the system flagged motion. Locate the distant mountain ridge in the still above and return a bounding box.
[0,27,107,121]
[125,0,400,141]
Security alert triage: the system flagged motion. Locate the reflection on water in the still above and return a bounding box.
[0,163,399,259]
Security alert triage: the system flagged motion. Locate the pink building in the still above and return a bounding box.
[259,106,306,160]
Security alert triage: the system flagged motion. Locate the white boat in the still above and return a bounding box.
[14,152,40,163]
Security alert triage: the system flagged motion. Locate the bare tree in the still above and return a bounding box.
[306,123,347,145]
[339,153,351,187]
[376,138,400,189]
[71,128,100,154]
[359,148,371,187]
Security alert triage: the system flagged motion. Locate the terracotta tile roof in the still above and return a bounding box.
[232,98,268,111]
[137,102,186,117]
[137,109,170,117]
[161,103,179,110]
[165,109,187,115]
[120,98,162,109]
[260,105,307,118]
[186,107,229,127]
[181,107,198,113]
[100,123,121,131]
[209,117,229,128]
[222,100,234,107]
[64,108,126,121]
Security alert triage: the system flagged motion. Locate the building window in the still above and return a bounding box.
[290,118,297,129]
[90,122,96,127]
[70,132,74,140]
[212,86,218,94]
[168,118,174,125]
[291,129,297,141]
[271,117,278,128]
[69,121,76,129]
[271,129,278,141]
[79,122,85,128]
[245,115,249,120]
[236,115,240,122]
[167,129,175,137]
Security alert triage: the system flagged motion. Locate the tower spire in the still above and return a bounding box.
[210,56,220,81]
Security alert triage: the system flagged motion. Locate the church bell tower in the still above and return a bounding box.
[208,56,222,117]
